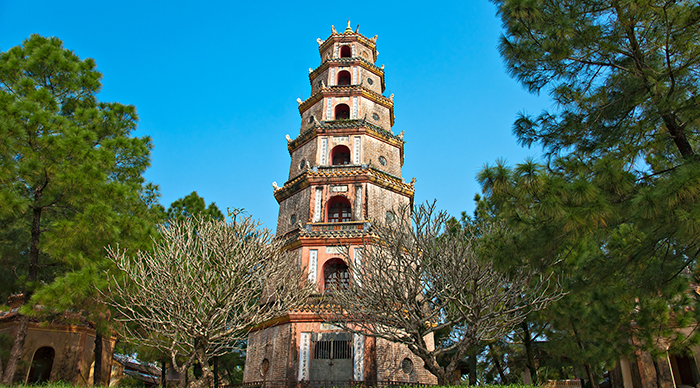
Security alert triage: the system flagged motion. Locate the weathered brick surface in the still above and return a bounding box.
[299,101,325,133]
[360,98,392,131]
[309,68,329,95]
[363,136,402,177]
[243,324,294,383]
[276,187,311,236]
[375,337,437,384]
[288,139,317,180]
[367,184,410,223]
[359,67,383,95]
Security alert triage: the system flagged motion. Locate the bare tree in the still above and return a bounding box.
[106,216,311,388]
[322,202,562,385]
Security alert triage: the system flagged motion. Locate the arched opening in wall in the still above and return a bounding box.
[340,45,352,58]
[337,70,351,85]
[327,195,352,222]
[331,145,351,165]
[334,104,350,120]
[27,346,55,384]
[327,196,352,223]
[323,258,350,292]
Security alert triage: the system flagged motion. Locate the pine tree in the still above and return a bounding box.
[0,34,156,384]
[166,191,224,221]
[480,1,700,378]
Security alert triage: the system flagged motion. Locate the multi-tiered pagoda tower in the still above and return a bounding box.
[243,22,436,386]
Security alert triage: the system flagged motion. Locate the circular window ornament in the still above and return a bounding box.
[378,156,387,166]
[367,77,374,85]
[290,214,297,225]
[261,358,270,376]
[372,113,380,121]
[401,358,413,374]
[299,159,306,170]
[386,211,395,224]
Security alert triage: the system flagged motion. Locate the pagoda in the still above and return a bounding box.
[242,22,436,386]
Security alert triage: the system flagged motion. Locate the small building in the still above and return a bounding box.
[0,295,115,386]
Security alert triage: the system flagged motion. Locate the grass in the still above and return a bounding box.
[1,384,541,388]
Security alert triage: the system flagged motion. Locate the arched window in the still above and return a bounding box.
[340,45,352,58]
[334,104,350,120]
[331,145,351,165]
[324,258,349,291]
[27,347,55,384]
[337,70,351,85]
[327,196,352,223]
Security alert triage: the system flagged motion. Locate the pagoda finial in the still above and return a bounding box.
[344,20,353,34]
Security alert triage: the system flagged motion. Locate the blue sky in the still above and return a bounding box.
[1,1,550,231]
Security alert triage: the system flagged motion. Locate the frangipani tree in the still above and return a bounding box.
[106,215,312,388]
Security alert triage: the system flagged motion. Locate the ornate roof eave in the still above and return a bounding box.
[273,166,415,203]
[280,228,374,251]
[287,119,404,154]
[298,86,395,126]
[309,58,385,92]
[317,29,378,58]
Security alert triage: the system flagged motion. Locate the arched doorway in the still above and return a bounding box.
[337,70,351,85]
[323,258,350,292]
[334,104,350,120]
[340,45,351,58]
[331,145,351,165]
[327,196,351,223]
[27,346,55,384]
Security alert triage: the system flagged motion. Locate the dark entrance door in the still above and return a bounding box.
[27,347,55,384]
[309,332,353,385]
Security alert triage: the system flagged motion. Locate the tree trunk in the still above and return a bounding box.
[4,201,43,385]
[521,320,538,385]
[489,344,507,383]
[583,363,597,388]
[178,365,187,388]
[213,357,218,388]
[570,320,596,388]
[162,359,167,388]
[189,338,213,388]
[468,348,478,385]
[93,332,103,386]
[2,314,29,385]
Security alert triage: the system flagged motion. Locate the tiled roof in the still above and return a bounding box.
[297,85,394,123]
[287,118,402,153]
[274,164,414,202]
[308,57,384,81]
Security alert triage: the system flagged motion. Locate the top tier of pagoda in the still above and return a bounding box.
[297,21,395,134]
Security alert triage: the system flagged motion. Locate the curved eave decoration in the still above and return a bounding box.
[287,119,405,167]
[273,166,415,203]
[317,30,378,59]
[309,58,386,93]
[298,86,395,126]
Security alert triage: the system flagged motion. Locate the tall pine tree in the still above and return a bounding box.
[0,35,157,384]
[480,0,700,380]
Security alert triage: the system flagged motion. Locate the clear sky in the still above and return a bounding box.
[1,1,550,231]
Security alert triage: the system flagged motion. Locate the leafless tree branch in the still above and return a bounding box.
[105,216,312,388]
[319,202,563,385]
